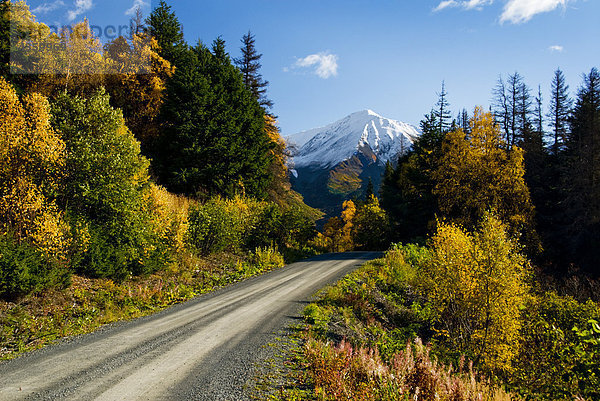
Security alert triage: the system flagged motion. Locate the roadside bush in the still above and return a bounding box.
[0,77,70,261]
[149,183,190,252]
[249,246,285,273]
[421,214,530,373]
[509,292,600,400]
[353,195,390,250]
[246,204,316,251]
[0,232,69,299]
[304,336,512,401]
[187,196,258,255]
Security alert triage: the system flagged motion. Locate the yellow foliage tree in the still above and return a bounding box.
[104,33,173,145]
[263,114,290,201]
[9,1,172,147]
[352,195,389,250]
[316,200,357,253]
[422,214,530,372]
[0,76,69,258]
[433,107,539,253]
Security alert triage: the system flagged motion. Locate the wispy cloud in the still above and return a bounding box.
[67,0,93,21]
[125,0,149,16]
[433,0,493,12]
[434,0,574,24]
[288,52,339,79]
[500,0,571,24]
[549,45,564,52]
[32,0,65,14]
[433,0,459,12]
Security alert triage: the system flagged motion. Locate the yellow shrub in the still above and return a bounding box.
[149,183,190,252]
[0,77,70,259]
[422,214,530,372]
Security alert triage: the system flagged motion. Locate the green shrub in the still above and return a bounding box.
[509,292,600,400]
[0,233,69,299]
[51,89,167,280]
[245,203,283,250]
[246,204,317,251]
[187,196,253,254]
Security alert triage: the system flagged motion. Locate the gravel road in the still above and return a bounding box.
[0,252,378,400]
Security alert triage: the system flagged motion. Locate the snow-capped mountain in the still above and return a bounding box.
[287,110,420,218]
[287,109,420,169]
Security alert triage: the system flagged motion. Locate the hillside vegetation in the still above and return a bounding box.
[0,0,321,359]
[289,75,600,400]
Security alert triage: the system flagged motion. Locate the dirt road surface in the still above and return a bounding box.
[0,252,378,400]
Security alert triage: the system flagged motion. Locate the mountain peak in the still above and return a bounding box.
[350,109,381,118]
[288,110,420,169]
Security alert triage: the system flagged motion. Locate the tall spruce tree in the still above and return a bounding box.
[157,40,273,199]
[434,81,451,133]
[548,68,573,155]
[380,111,443,242]
[234,31,272,110]
[146,0,186,65]
[494,73,528,148]
[563,68,600,273]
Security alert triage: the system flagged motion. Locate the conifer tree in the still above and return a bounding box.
[157,41,273,199]
[548,68,573,155]
[380,111,443,242]
[146,0,186,65]
[534,85,544,136]
[563,68,600,273]
[234,31,272,110]
[494,73,528,148]
[434,81,451,133]
[364,178,374,201]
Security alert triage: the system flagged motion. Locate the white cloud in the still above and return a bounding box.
[125,0,149,16]
[291,52,339,79]
[433,0,493,12]
[433,0,459,12]
[67,0,93,21]
[500,0,570,24]
[463,0,494,10]
[32,0,65,14]
[549,45,564,52]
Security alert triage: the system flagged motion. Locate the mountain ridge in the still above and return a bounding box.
[287,110,420,217]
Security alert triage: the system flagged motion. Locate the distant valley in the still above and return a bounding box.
[286,110,420,217]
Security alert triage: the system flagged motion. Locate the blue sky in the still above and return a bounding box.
[27,0,600,135]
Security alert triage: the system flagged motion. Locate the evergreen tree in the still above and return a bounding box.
[493,73,527,148]
[380,111,443,242]
[234,31,272,110]
[434,81,451,133]
[457,108,470,134]
[364,178,374,201]
[146,0,186,65]
[548,68,573,155]
[157,41,274,199]
[518,78,533,136]
[534,85,544,136]
[563,68,600,274]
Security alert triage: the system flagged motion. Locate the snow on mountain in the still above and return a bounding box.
[287,110,420,169]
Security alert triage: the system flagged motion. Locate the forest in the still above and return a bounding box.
[0,0,599,399]
[0,0,321,358]
[301,71,600,399]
